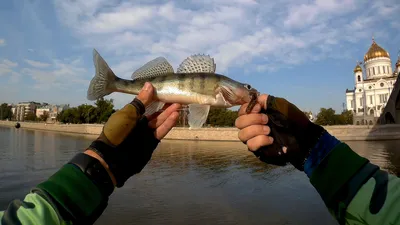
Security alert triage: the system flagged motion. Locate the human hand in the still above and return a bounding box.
[87,82,181,187]
[235,94,325,170]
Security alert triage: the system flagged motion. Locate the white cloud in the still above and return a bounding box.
[24,59,51,68]
[53,0,398,76]
[0,59,18,76]
[2,59,18,68]
[21,58,89,90]
[0,39,5,46]
[0,59,21,84]
[283,0,357,29]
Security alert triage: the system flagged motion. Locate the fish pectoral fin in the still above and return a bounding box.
[131,57,174,80]
[144,101,165,116]
[188,104,210,128]
[177,54,216,73]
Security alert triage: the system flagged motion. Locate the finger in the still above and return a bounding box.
[238,125,270,143]
[247,135,274,151]
[154,112,179,140]
[257,94,269,110]
[148,103,181,129]
[146,111,162,122]
[136,82,155,106]
[235,113,268,129]
[238,103,261,116]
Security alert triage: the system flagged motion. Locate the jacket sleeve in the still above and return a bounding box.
[0,164,110,225]
[304,131,400,225]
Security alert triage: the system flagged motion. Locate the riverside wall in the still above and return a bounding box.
[1,121,400,141]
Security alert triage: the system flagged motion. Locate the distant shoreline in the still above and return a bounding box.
[1,121,400,141]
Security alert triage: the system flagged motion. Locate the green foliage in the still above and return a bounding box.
[206,108,238,127]
[95,98,115,123]
[25,112,38,121]
[339,110,353,125]
[40,111,49,122]
[315,108,353,126]
[57,98,115,124]
[0,103,12,120]
[175,107,239,127]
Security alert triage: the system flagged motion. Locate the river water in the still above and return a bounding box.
[0,126,399,225]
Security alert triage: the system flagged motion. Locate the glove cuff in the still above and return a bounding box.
[88,117,160,188]
[290,122,325,170]
[262,95,326,171]
[130,98,145,115]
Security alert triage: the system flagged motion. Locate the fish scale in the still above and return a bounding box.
[87,49,258,128]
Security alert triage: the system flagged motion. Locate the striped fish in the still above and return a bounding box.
[87,49,259,128]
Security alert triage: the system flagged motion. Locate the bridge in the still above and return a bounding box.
[379,71,400,124]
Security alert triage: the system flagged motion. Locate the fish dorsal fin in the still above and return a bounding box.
[177,54,216,74]
[131,57,174,80]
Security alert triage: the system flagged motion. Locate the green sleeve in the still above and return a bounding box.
[0,191,70,225]
[0,164,111,225]
[310,143,400,225]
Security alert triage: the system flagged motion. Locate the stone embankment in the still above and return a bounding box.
[1,121,400,141]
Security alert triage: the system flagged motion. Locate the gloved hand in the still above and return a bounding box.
[86,82,181,187]
[235,94,325,170]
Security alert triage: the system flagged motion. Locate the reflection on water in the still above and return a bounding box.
[346,140,400,176]
[1,126,400,225]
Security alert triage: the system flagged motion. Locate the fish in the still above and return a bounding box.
[87,49,259,128]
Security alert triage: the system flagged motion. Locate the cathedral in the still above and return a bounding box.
[345,38,400,125]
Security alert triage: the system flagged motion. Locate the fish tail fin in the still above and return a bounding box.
[87,49,117,100]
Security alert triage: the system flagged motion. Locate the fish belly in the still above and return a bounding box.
[156,89,216,105]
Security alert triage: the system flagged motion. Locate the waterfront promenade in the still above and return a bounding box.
[1,121,400,141]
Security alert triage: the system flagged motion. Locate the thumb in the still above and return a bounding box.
[136,82,155,107]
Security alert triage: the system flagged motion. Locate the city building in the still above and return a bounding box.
[345,38,400,125]
[9,102,69,122]
[51,104,69,122]
[36,104,70,122]
[14,101,41,121]
[36,106,51,118]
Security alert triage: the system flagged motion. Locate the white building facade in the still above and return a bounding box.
[346,39,400,125]
[36,104,70,122]
[14,102,41,121]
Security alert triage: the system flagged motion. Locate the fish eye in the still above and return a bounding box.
[244,84,251,90]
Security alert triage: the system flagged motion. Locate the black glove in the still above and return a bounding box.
[88,98,160,187]
[253,95,325,170]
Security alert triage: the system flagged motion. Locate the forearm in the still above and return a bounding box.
[306,128,400,225]
[0,101,148,224]
[0,152,115,225]
[0,188,71,225]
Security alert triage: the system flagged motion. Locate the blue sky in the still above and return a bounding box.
[0,0,399,114]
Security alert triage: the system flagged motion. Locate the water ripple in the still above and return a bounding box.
[1,127,399,225]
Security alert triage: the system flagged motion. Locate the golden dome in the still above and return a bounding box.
[353,64,362,73]
[364,39,390,62]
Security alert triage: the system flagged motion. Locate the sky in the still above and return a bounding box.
[0,0,399,114]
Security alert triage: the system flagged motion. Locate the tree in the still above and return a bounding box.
[56,98,116,124]
[315,108,337,126]
[25,112,37,121]
[206,108,238,127]
[315,108,353,126]
[337,110,353,125]
[0,103,12,120]
[94,98,115,123]
[40,111,49,122]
